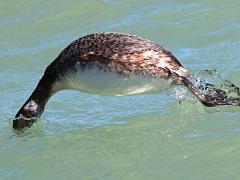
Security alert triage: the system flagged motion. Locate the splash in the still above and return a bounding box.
[195,69,240,98]
[174,69,240,106]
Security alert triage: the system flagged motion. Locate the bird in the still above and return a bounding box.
[13,32,240,130]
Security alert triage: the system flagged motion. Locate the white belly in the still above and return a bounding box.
[53,68,174,96]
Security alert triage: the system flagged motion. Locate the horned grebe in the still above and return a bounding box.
[13,32,240,130]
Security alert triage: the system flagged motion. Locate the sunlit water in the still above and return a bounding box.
[1,1,240,179]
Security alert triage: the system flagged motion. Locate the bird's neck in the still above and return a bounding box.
[15,72,56,119]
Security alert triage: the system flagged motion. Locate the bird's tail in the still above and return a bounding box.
[181,74,240,107]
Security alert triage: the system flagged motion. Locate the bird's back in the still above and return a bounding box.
[48,32,183,78]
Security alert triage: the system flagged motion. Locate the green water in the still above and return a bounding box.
[1,1,240,179]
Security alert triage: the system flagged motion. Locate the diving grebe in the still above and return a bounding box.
[13,32,240,130]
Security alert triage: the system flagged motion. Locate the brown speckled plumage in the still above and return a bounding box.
[13,32,240,131]
[47,32,183,79]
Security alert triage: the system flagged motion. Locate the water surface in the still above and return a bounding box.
[1,0,240,179]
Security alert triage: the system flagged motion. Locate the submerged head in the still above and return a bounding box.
[13,99,44,130]
[13,117,35,130]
